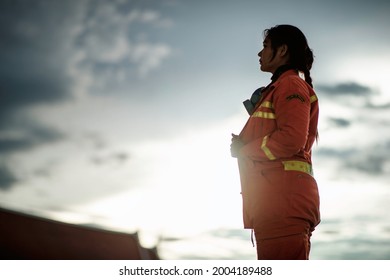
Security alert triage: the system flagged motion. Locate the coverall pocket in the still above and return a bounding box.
[287,172,320,227]
[255,167,288,221]
[260,166,286,189]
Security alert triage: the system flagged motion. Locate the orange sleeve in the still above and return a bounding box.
[240,79,311,161]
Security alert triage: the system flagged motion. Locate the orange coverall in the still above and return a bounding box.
[236,69,320,259]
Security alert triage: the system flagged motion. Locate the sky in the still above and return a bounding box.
[1,0,390,259]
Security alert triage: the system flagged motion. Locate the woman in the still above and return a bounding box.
[231,24,320,260]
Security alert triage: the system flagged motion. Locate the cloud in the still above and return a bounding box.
[0,165,18,191]
[317,82,374,96]
[0,0,86,131]
[0,0,77,189]
[316,140,390,177]
[72,0,174,90]
[365,102,390,110]
[0,121,64,155]
[130,42,172,77]
[328,118,351,128]
[315,147,354,159]
[0,0,175,190]
[0,1,77,116]
[315,78,390,181]
[347,154,387,175]
[90,152,130,166]
[0,119,65,190]
[0,0,174,128]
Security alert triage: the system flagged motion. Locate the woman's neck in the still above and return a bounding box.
[271,64,294,83]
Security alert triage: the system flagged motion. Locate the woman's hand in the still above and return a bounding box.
[230,133,244,158]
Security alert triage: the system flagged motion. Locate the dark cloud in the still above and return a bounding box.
[315,147,355,159]
[0,121,64,190]
[0,72,71,117]
[0,1,79,115]
[328,118,351,128]
[315,141,390,176]
[365,102,390,110]
[90,152,130,166]
[0,0,77,150]
[113,152,130,163]
[0,117,64,155]
[0,165,17,191]
[317,82,373,96]
[0,1,80,188]
[348,154,387,175]
[83,132,108,150]
[0,0,175,191]
[351,141,390,175]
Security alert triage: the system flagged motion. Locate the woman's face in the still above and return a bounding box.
[258,37,287,74]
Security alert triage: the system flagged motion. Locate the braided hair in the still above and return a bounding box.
[264,25,314,88]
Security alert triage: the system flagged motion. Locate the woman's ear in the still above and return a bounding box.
[278,44,289,57]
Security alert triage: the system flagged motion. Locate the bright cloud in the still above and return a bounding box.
[72,1,173,85]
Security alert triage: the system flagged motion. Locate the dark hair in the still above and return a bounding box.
[264,25,314,87]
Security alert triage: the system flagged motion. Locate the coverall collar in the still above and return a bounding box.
[270,64,295,84]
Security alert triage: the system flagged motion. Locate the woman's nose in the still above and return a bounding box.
[258,50,262,57]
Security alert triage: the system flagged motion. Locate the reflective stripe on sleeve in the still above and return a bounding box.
[260,101,274,109]
[261,135,276,160]
[252,111,276,119]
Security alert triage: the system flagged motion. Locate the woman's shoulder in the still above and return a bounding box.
[271,72,315,105]
[276,72,310,93]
